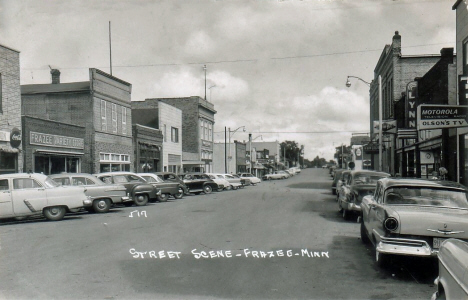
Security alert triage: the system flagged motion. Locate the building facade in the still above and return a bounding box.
[132,124,163,173]
[369,31,441,174]
[0,44,22,174]
[158,96,216,173]
[131,99,183,173]
[453,0,468,185]
[21,68,133,174]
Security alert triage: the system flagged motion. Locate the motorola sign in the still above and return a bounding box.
[10,128,21,148]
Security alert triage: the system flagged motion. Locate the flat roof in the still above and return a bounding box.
[21,82,90,95]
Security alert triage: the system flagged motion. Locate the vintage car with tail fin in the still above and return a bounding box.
[360,178,468,268]
[0,173,92,221]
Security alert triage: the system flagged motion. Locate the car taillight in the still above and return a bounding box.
[383,217,398,232]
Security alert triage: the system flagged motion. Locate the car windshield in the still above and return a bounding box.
[385,187,468,209]
[354,174,388,185]
[44,176,60,188]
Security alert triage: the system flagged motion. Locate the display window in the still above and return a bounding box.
[0,153,17,174]
[33,155,80,175]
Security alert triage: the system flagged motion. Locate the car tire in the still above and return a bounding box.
[43,206,66,221]
[203,185,213,194]
[157,193,169,202]
[174,191,184,199]
[232,185,238,190]
[332,189,336,195]
[93,199,111,213]
[360,221,370,244]
[134,194,149,206]
[342,208,349,220]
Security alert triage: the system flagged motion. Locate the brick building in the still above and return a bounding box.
[0,44,22,174]
[394,48,457,179]
[158,96,216,173]
[21,68,133,174]
[453,0,468,185]
[369,31,441,174]
[131,99,182,173]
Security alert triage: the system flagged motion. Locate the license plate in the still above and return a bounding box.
[433,237,445,249]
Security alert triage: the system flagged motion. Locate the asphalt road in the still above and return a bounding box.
[0,169,437,300]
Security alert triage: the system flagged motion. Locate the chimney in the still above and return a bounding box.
[392,31,401,55]
[51,69,61,84]
[440,48,454,61]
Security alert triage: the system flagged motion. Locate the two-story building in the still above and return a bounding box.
[21,68,133,174]
[158,96,216,173]
[0,44,22,174]
[131,99,182,173]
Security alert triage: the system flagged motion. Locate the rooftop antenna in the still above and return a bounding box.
[109,21,113,76]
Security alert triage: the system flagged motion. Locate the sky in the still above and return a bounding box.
[0,0,456,161]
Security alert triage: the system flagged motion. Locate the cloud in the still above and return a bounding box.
[184,30,216,56]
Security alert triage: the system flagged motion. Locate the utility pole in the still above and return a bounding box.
[109,21,112,76]
[203,65,207,100]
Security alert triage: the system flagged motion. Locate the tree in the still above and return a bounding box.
[280,141,301,166]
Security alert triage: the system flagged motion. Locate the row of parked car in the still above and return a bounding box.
[262,167,301,180]
[327,166,468,299]
[0,171,263,222]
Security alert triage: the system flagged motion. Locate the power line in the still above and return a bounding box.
[214,130,369,134]
[22,42,454,71]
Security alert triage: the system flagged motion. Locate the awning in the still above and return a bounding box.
[0,147,20,153]
[183,160,205,165]
[253,163,266,169]
[35,149,84,156]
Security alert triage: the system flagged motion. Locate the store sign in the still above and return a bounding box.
[417,104,468,130]
[0,131,9,142]
[420,151,434,164]
[406,81,418,128]
[10,128,21,148]
[30,131,84,149]
[373,120,397,134]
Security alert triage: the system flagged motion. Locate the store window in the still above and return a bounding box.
[34,155,80,175]
[0,152,16,174]
[99,152,130,172]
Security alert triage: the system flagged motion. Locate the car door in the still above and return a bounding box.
[11,177,48,215]
[0,178,14,217]
[367,184,385,240]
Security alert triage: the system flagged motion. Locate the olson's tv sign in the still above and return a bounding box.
[417,105,468,130]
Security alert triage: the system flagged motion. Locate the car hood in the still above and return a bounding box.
[387,206,468,238]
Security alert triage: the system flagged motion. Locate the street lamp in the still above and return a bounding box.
[346,75,382,172]
[224,126,246,173]
[248,134,262,173]
[208,85,216,102]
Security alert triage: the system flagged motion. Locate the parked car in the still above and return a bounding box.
[94,172,159,206]
[284,170,295,177]
[231,174,251,186]
[221,174,243,189]
[179,173,219,194]
[138,173,185,201]
[263,171,289,180]
[0,173,92,221]
[289,167,301,174]
[338,170,390,220]
[238,173,261,185]
[154,172,189,194]
[49,173,130,213]
[205,173,229,191]
[360,178,468,268]
[331,169,345,195]
[431,239,468,300]
[335,170,351,201]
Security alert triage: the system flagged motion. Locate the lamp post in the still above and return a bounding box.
[346,75,382,172]
[208,85,216,102]
[249,134,262,173]
[225,126,246,173]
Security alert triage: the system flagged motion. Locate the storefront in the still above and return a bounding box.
[23,117,86,175]
[0,128,21,174]
[133,124,163,173]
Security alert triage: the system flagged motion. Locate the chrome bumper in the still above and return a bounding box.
[121,196,131,202]
[376,235,437,257]
[83,197,92,207]
[343,201,361,212]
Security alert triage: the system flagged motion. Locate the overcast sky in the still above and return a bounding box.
[0,0,455,160]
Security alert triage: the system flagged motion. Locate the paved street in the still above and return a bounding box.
[0,169,437,300]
